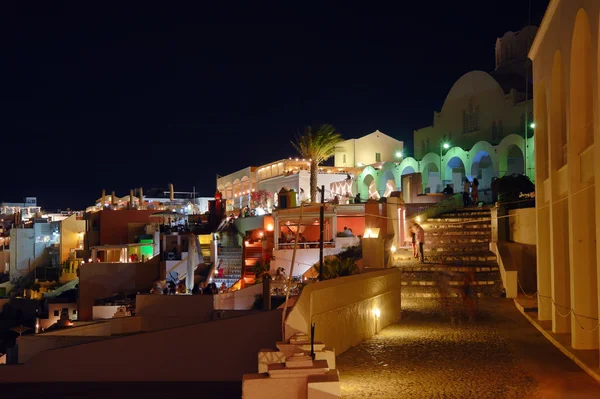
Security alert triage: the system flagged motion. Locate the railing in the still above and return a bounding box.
[276,241,335,250]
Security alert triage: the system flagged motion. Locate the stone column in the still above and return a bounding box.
[550,198,570,332]
[568,186,598,349]
[536,204,552,321]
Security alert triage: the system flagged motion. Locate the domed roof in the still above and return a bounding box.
[442,71,506,111]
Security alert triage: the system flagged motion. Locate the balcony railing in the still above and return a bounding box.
[277,241,335,250]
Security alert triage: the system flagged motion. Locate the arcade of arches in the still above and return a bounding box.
[530,0,600,358]
[353,134,533,203]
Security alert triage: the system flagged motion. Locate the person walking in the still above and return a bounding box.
[412,222,425,263]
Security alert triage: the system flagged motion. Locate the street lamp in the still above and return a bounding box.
[440,142,450,187]
[395,151,403,159]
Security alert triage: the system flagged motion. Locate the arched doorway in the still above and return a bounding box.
[506,145,524,175]
[363,174,379,200]
[445,156,465,192]
[421,162,439,193]
[471,151,495,203]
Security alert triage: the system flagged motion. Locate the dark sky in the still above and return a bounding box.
[8,1,549,210]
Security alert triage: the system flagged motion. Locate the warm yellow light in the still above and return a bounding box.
[390,245,396,253]
[245,240,250,246]
[416,216,421,223]
[266,224,274,232]
[374,308,381,318]
[366,229,372,237]
[259,231,263,237]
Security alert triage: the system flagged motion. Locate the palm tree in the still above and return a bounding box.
[291,124,343,203]
[312,256,360,280]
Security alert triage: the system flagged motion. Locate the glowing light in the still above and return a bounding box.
[530,122,535,129]
[357,162,364,167]
[416,216,421,223]
[373,308,381,318]
[245,241,250,246]
[443,143,450,149]
[259,231,263,237]
[395,151,403,158]
[366,229,372,237]
[390,245,396,253]
[266,224,274,231]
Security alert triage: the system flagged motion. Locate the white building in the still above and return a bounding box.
[334,130,404,167]
[1,197,41,221]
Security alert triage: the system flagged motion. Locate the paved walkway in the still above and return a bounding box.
[337,297,600,399]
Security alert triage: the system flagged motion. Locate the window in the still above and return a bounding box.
[375,153,381,162]
[463,98,480,133]
[343,154,346,164]
[54,310,59,317]
[72,309,77,315]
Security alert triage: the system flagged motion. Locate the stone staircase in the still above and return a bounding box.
[393,208,502,298]
[213,231,243,288]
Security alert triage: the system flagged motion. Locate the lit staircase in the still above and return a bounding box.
[244,243,263,282]
[393,208,502,298]
[212,230,243,289]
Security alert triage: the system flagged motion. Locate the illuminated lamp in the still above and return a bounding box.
[373,308,381,318]
[267,224,274,231]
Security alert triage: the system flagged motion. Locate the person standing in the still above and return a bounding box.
[412,222,425,263]
[463,178,471,206]
[471,178,479,206]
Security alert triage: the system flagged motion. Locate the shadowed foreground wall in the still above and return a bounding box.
[78,257,160,320]
[0,309,282,382]
[285,268,402,355]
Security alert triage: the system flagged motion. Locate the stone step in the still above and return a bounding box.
[397,265,499,273]
[400,283,502,298]
[439,211,491,218]
[424,236,491,244]
[423,223,491,230]
[426,216,489,223]
[394,251,497,264]
[423,244,490,253]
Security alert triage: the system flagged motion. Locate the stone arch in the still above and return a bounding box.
[232,179,241,197]
[441,147,469,182]
[497,134,525,176]
[357,166,378,200]
[444,155,466,192]
[224,182,233,200]
[470,142,497,201]
[378,162,398,197]
[398,157,419,176]
[240,176,250,195]
[550,50,567,171]
[419,153,441,193]
[534,83,550,183]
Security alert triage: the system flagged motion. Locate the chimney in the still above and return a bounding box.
[130,189,134,209]
[139,187,144,209]
[112,191,117,207]
[169,183,174,201]
[101,189,106,210]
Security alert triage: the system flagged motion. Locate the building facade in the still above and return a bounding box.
[413,27,537,194]
[530,0,600,353]
[334,130,404,167]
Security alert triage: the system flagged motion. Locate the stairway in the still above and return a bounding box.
[213,231,243,288]
[393,208,502,298]
[244,243,262,280]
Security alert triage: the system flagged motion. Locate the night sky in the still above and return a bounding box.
[9,1,549,210]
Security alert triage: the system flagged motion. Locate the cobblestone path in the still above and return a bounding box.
[337,297,600,399]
